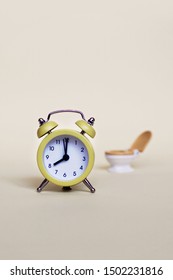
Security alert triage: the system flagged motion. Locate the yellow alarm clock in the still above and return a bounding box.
[36,109,96,193]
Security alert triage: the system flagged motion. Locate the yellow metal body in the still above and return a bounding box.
[37,129,95,187]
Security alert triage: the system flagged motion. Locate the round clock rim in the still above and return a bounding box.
[37,129,95,186]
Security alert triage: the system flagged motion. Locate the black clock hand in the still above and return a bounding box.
[54,138,70,166]
[53,153,70,166]
[53,157,65,166]
[63,138,69,155]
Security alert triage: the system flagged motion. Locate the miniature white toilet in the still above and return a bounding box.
[105,131,152,173]
[105,149,139,173]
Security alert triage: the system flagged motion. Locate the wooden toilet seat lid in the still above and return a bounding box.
[105,149,134,156]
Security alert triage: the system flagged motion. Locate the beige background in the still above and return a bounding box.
[0,0,173,259]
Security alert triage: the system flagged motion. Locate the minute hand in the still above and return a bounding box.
[63,138,69,155]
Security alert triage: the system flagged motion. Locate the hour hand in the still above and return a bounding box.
[53,157,64,166]
[53,154,70,166]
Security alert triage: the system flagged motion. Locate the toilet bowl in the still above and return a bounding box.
[105,149,139,173]
[105,131,152,173]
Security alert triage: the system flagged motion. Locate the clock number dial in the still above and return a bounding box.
[43,135,89,181]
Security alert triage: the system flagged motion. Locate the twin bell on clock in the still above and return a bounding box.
[36,109,96,193]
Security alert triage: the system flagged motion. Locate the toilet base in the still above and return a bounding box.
[108,164,134,173]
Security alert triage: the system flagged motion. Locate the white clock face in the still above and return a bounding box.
[43,135,89,182]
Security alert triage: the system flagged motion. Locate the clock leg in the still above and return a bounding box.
[37,178,49,192]
[83,178,95,193]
